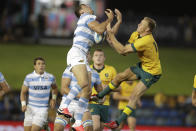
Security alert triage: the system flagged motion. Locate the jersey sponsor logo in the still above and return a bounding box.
[78,59,84,63]
[44,76,49,80]
[33,86,48,90]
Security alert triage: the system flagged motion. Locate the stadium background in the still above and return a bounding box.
[0,0,196,130]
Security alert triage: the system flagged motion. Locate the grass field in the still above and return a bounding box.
[0,43,195,96]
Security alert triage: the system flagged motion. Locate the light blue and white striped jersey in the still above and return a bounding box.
[23,71,55,108]
[73,13,96,53]
[62,67,101,98]
[91,69,101,88]
[0,72,5,83]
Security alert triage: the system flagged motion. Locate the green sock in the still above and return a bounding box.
[116,106,134,124]
[116,113,127,125]
[98,82,117,98]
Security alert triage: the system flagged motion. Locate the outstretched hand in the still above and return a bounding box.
[114,9,122,23]
[105,9,114,22]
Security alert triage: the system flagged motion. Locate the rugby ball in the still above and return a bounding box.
[94,32,106,44]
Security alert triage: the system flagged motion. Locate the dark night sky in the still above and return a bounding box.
[106,0,195,17]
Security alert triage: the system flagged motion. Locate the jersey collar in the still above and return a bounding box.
[33,70,45,77]
[93,65,105,73]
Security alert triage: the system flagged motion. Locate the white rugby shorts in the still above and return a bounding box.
[24,105,48,127]
[67,46,91,72]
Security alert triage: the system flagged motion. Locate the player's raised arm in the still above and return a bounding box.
[111,9,122,35]
[106,23,134,55]
[88,9,114,34]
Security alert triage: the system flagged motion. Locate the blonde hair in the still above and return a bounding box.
[144,17,156,32]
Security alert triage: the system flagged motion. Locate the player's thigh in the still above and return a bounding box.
[72,64,89,87]
[92,115,101,129]
[32,111,48,129]
[31,124,41,131]
[24,126,32,131]
[127,117,136,131]
[24,106,33,128]
[115,67,137,82]
[82,111,92,121]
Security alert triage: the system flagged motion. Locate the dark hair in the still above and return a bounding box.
[33,57,45,65]
[75,4,84,18]
[144,17,156,32]
[93,49,105,56]
[94,48,104,52]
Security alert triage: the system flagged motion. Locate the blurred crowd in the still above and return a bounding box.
[0,0,77,43]
[0,91,196,127]
[0,0,196,46]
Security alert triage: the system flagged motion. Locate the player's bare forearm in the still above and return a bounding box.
[111,21,121,35]
[52,84,58,98]
[20,85,28,102]
[89,19,112,34]
[112,8,122,34]
[89,9,114,34]
[108,33,126,55]
[20,92,26,102]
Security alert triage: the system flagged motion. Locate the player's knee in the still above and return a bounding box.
[83,120,93,131]
[54,116,68,130]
